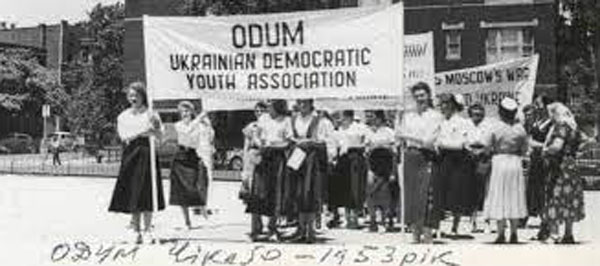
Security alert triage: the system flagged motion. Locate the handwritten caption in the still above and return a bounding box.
[50,241,459,266]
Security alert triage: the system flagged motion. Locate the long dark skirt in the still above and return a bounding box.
[329,148,367,210]
[169,147,208,206]
[472,155,491,212]
[288,144,327,214]
[366,148,395,209]
[246,147,288,217]
[432,150,477,222]
[527,148,548,217]
[403,148,433,226]
[109,138,165,213]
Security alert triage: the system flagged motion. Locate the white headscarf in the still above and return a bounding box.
[547,102,577,131]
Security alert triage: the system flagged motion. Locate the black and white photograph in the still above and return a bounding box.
[1,0,599,265]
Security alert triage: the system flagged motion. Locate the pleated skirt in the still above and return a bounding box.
[483,154,527,219]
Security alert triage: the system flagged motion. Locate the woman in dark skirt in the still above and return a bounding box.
[525,96,553,239]
[365,110,396,233]
[169,101,210,229]
[284,99,332,244]
[432,93,477,236]
[108,82,165,244]
[328,110,369,229]
[246,99,292,241]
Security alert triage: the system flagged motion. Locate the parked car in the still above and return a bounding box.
[44,131,85,152]
[0,133,38,154]
[214,147,244,170]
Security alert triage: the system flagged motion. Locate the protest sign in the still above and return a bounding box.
[144,4,404,103]
[435,54,539,116]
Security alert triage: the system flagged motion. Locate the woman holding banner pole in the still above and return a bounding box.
[108,82,165,244]
[169,100,210,229]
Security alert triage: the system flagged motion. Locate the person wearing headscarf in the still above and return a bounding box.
[365,110,397,233]
[540,102,585,244]
[169,100,210,229]
[284,99,332,243]
[246,99,292,242]
[395,82,443,243]
[482,97,529,244]
[525,95,553,240]
[432,93,478,237]
[108,82,165,244]
[328,110,369,229]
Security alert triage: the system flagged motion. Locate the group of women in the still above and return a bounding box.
[108,82,214,244]
[239,98,400,243]
[107,81,587,245]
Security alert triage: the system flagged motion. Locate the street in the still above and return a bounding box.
[1,174,600,266]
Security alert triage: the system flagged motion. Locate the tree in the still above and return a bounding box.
[557,0,600,137]
[0,48,68,116]
[62,2,126,136]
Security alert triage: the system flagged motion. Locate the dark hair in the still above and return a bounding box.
[438,93,463,112]
[410,82,431,96]
[255,101,267,110]
[342,110,354,119]
[534,94,553,107]
[522,104,535,114]
[373,110,386,122]
[297,99,315,111]
[270,99,288,116]
[467,103,485,117]
[498,103,517,122]
[127,82,148,107]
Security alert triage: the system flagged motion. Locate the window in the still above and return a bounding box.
[485,28,534,64]
[445,30,461,60]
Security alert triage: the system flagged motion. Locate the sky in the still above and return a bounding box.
[0,0,123,27]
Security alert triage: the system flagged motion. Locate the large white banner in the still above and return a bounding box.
[144,4,404,103]
[435,54,539,116]
[316,31,434,111]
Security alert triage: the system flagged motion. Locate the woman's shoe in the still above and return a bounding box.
[493,234,506,244]
[327,219,341,229]
[509,233,518,244]
[368,223,378,232]
[560,235,576,244]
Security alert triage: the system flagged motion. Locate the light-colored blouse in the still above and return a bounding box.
[258,114,293,146]
[436,113,472,150]
[174,115,213,157]
[366,126,395,149]
[397,108,443,148]
[467,118,496,148]
[335,121,370,148]
[117,108,162,142]
[490,121,528,156]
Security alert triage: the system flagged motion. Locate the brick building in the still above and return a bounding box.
[123,0,557,147]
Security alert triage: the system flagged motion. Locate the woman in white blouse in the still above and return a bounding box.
[168,101,211,229]
[432,93,478,236]
[108,82,165,244]
[365,110,397,233]
[328,110,370,229]
[247,99,293,241]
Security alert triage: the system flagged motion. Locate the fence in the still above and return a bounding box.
[0,151,242,181]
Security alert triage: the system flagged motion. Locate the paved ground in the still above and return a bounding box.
[1,174,599,266]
